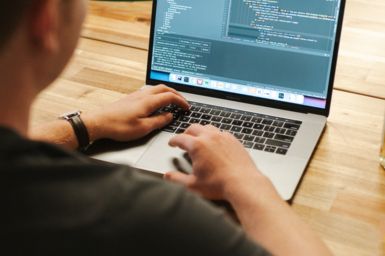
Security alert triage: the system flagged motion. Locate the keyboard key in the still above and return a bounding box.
[190,106,200,112]
[210,109,221,115]
[211,122,221,128]
[211,116,222,122]
[276,148,288,155]
[200,108,211,114]
[230,113,242,119]
[200,120,210,125]
[266,139,290,149]
[274,134,294,142]
[262,119,273,125]
[254,137,266,144]
[232,120,243,126]
[244,135,255,141]
[263,132,275,139]
[180,116,190,122]
[220,124,232,131]
[231,126,242,132]
[286,130,297,136]
[172,113,181,119]
[241,115,252,121]
[275,128,286,134]
[243,141,254,148]
[201,114,212,120]
[251,117,262,123]
[253,124,264,130]
[190,118,200,124]
[220,111,231,118]
[264,146,276,153]
[284,123,300,130]
[292,120,303,125]
[241,128,253,134]
[176,128,185,134]
[272,121,284,127]
[234,133,244,140]
[242,122,253,128]
[254,143,265,151]
[180,123,190,129]
[263,126,275,132]
[171,120,181,127]
[222,118,232,124]
[191,112,202,118]
[252,130,263,136]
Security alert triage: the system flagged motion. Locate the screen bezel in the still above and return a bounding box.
[146,0,346,117]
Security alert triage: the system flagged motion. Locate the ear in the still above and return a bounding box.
[28,0,60,53]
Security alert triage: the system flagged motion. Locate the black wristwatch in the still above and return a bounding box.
[59,111,91,152]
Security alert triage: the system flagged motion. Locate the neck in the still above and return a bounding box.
[0,92,34,137]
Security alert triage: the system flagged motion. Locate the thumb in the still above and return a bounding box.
[164,171,196,187]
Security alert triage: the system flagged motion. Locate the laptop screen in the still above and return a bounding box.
[149,0,342,109]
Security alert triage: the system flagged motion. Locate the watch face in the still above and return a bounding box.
[60,111,81,120]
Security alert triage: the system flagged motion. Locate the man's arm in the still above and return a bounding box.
[29,85,189,150]
[165,124,332,256]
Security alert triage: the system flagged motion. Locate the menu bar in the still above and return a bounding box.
[169,73,305,105]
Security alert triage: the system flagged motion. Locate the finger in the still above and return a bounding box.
[151,85,188,103]
[203,124,221,132]
[184,124,207,136]
[143,112,173,130]
[168,133,196,152]
[145,92,190,114]
[164,171,196,187]
[144,84,185,99]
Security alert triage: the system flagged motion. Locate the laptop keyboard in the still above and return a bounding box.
[157,101,302,155]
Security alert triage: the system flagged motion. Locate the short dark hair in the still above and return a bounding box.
[0,1,35,50]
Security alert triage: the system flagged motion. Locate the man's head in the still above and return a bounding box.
[0,0,87,93]
[0,1,31,50]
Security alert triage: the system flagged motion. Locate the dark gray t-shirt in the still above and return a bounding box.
[0,127,270,255]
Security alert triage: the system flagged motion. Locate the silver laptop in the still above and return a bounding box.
[92,0,346,200]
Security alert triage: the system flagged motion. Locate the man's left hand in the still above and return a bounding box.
[82,85,190,142]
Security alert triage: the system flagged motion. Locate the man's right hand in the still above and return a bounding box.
[165,124,275,201]
[166,124,333,256]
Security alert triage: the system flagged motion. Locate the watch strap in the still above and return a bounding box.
[67,115,90,151]
[60,112,90,151]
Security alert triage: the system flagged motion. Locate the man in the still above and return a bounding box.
[0,0,332,255]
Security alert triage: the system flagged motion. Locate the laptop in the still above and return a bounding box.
[92,0,346,200]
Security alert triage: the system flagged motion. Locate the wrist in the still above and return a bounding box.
[224,172,282,210]
[79,112,103,142]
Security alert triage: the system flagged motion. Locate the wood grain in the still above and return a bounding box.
[30,36,385,255]
[84,1,152,50]
[83,1,385,99]
[293,90,385,256]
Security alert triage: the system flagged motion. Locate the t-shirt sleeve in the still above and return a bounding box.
[106,168,271,256]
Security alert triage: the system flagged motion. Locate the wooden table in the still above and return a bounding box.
[31,1,385,255]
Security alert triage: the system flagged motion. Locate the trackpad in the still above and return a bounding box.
[136,133,193,174]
